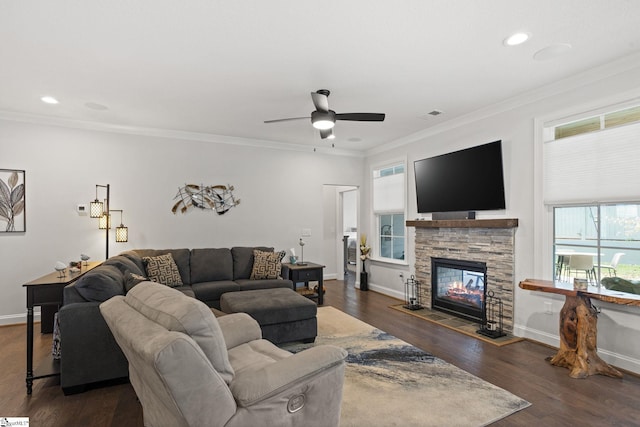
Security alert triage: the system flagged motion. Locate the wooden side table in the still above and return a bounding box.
[281,262,325,305]
[23,261,101,394]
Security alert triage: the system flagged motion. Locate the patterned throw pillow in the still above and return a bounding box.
[250,249,286,280]
[143,253,183,287]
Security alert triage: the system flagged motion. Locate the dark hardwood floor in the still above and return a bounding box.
[3,278,640,426]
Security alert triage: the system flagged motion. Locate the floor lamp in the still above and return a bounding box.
[90,184,129,259]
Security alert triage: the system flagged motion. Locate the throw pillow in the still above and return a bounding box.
[125,272,149,293]
[143,253,183,287]
[250,249,286,280]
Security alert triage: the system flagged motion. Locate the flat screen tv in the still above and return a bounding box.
[414,140,506,215]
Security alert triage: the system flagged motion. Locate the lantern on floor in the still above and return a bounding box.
[478,290,506,338]
[403,275,422,310]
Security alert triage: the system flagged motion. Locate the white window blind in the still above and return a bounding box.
[543,121,640,205]
[373,170,404,213]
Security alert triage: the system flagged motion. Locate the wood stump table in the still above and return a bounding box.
[519,279,640,379]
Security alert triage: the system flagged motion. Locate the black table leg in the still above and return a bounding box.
[26,306,34,395]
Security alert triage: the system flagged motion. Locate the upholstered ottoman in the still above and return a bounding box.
[220,288,317,344]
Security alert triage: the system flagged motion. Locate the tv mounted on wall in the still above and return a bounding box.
[414,140,506,217]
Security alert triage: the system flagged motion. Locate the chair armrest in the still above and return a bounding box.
[217,313,262,349]
[230,345,347,407]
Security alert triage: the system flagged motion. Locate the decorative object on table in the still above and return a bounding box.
[88,184,129,259]
[297,238,307,266]
[403,274,422,310]
[477,290,506,339]
[172,183,240,215]
[359,234,371,291]
[54,261,66,278]
[289,248,298,264]
[0,169,26,232]
[80,253,90,266]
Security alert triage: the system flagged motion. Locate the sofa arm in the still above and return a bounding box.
[58,302,129,392]
[217,313,262,349]
[230,345,347,407]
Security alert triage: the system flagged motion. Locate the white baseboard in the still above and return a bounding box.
[358,281,405,301]
[514,323,640,376]
[0,312,31,326]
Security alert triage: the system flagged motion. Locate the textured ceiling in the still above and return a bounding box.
[1,0,639,153]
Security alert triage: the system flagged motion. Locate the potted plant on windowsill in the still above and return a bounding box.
[360,234,371,291]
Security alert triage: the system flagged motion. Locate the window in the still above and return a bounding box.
[554,204,640,285]
[372,163,405,261]
[544,101,640,287]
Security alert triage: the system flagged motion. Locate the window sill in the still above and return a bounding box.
[368,257,409,267]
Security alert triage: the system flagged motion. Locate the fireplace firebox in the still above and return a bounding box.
[431,257,487,323]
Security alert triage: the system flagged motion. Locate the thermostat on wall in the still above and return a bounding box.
[77,204,88,215]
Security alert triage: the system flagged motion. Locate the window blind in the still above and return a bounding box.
[373,172,404,213]
[543,121,640,205]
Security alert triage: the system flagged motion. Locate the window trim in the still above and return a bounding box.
[535,94,640,280]
[370,158,408,265]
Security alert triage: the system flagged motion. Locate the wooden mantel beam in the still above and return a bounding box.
[406,219,519,229]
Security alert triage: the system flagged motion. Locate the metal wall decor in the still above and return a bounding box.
[0,169,26,232]
[172,184,240,215]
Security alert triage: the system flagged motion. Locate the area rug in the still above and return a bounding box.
[390,304,524,347]
[282,307,530,427]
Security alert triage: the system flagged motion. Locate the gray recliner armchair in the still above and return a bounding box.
[99,281,347,427]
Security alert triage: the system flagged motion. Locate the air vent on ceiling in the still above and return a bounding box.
[418,110,444,120]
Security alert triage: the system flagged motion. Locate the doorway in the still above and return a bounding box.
[322,185,358,282]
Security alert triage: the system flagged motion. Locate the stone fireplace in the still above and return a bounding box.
[407,219,518,333]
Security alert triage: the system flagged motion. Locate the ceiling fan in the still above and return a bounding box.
[264,89,385,139]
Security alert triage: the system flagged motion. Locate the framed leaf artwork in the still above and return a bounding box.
[0,169,26,232]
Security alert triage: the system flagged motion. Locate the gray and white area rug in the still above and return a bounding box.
[282,306,531,427]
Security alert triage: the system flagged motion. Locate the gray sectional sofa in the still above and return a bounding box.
[58,246,294,394]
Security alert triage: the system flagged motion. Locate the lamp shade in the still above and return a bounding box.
[98,213,111,230]
[90,199,104,218]
[115,224,128,242]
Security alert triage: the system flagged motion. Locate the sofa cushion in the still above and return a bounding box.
[125,281,235,384]
[74,265,125,302]
[232,246,273,280]
[250,250,286,280]
[191,248,233,282]
[192,281,241,305]
[119,250,145,273]
[133,249,191,284]
[143,253,184,287]
[104,255,145,276]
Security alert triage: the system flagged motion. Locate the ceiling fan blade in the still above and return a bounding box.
[320,128,334,139]
[335,113,385,122]
[311,91,330,113]
[264,117,309,124]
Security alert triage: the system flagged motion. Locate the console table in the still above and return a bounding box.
[519,278,640,379]
[281,262,325,305]
[23,261,100,394]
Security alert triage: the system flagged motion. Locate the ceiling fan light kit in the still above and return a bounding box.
[311,110,336,130]
[265,89,385,140]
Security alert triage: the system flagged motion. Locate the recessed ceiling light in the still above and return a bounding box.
[41,96,59,104]
[504,32,530,46]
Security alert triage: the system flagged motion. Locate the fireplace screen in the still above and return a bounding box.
[431,257,487,323]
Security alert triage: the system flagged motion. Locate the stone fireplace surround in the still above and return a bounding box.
[406,219,518,333]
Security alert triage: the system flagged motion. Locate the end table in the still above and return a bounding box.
[281,262,325,305]
[23,261,101,394]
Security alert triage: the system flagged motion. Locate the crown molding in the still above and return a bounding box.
[367,51,640,157]
[0,110,363,158]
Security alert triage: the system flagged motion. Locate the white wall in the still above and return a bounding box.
[0,119,363,323]
[362,60,640,374]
